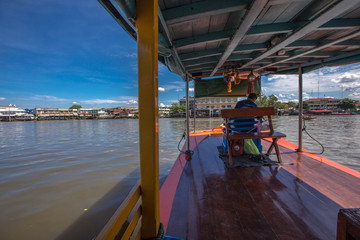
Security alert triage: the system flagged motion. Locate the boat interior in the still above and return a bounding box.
[96,0,360,239]
[161,133,360,239]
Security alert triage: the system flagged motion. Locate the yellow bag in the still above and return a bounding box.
[243,139,260,155]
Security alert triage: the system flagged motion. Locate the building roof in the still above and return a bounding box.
[100,0,360,79]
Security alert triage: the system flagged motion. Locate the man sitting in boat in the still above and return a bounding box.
[233,93,262,152]
[235,93,258,109]
[234,93,258,132]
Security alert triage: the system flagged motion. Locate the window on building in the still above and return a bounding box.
[227,105,232,108]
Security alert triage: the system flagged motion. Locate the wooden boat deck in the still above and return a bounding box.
[161,134,360,240]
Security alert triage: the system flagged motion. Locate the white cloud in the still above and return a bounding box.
[349,92,360,99]
[80,98,138,106]
[0,97,5,101]
[278,94,285,98]
[175,89,182,92]
[72,101,79,104]
[263,63,360,97]
[158,87,165,92]
[25,95,69,102]
[126,53,137,59]
[159,103,165,107]
[82,99,121,104]
[189,88,194,92]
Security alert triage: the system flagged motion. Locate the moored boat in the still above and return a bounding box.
[95,0,360,239]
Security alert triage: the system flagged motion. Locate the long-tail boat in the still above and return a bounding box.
[95,0,360,239]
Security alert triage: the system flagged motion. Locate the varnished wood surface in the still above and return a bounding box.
[165,135,360,240]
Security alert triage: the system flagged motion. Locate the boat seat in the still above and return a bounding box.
[221,107,286,165]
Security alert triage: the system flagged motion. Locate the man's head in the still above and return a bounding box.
[248,93,257,102]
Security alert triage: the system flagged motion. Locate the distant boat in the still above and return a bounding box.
[15,114,35,121]
[303,114,315,120]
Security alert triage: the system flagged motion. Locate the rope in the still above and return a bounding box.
[177,131,186,153]
[302,118,325,155]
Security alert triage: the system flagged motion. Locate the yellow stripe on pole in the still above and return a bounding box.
[136,0,160,239]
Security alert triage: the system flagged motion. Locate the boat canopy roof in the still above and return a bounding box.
[100,0,360,79]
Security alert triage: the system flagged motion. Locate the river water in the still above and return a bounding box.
[0,116,359,239]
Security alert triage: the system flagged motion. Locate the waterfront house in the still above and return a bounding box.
[194,97,238,117]
[0,105,25,121]
[159,106,170,117]
[306,98,341,111]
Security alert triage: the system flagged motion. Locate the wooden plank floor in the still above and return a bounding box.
[165,135,360,240]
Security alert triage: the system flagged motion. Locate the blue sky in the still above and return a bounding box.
[0,0,359,109]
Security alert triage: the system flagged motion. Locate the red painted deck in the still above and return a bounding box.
[160,134,360,240]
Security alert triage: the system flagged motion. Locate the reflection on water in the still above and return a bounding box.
[0,116,359,239]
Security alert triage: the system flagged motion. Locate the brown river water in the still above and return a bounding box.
[0,116,359,239]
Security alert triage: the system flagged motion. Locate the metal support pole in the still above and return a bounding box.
[297,66,303,152]
[136,0,160,238]
[193,79,196,133]
[259,74,262,107]
[186,76,190,154]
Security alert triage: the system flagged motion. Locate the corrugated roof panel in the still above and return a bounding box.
[325,28,360,40]
[192,15,211,35]
[224,10,245,30]
[273,1,311,23]
[206,42,222,49]
[171,22,193,39]
[208,13,230,32]
[301,30,333,40]
[256,4,290,25]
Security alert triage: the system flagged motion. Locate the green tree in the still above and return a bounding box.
[295,101,310,111]
[287,102,297,109]
[338,98,357,112]
[255,95,268,106]
[267,94,278,107]
[69,104,82,109]
[170,103,186,113]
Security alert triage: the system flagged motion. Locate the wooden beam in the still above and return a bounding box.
[183,56,220,67]
[257,29,360,70]
[98,0,137,40]
[247,22,295,36]
[163,0,251,26]
[186,64,217,71]
[320,18,360,30]
[158,6,188,76]
[174,18,360,50]
[179,43,267,61]
[210,0,268,76]
[136,0,160,238]
[242,0,360,69]
[174,30,234,50]
[180,48,224,61]
[228,53,254,60]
